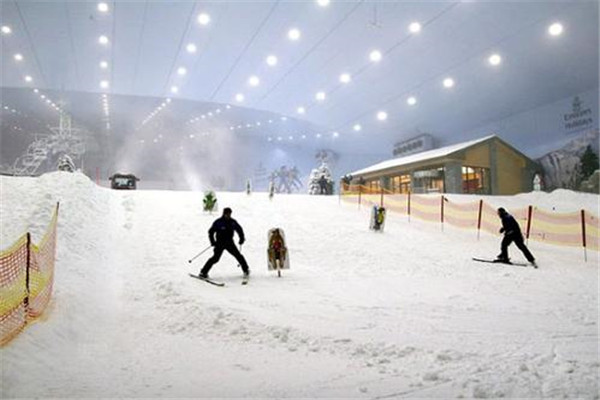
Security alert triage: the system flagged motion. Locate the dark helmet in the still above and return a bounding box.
[497,207,507,215]
[223,207,232,215]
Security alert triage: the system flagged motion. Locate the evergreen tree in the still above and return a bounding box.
[203,191,218,212]
[580,145,599,181]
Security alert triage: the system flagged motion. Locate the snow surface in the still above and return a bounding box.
[1,172,598,398]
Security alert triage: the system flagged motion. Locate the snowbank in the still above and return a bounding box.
[1,172,598,398]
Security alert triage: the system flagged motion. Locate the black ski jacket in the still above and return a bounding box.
[500,213,522,237]
[208,217,245,245]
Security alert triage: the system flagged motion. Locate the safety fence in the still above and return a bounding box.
[0,203,59,346]
[340,185,599,259]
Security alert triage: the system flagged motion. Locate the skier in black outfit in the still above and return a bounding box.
[200,207,250,278]
[318,175,328,194]
[496,207,537,267]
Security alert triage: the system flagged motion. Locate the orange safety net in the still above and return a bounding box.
[28,209,58,318]
[340,189,598,253]
[0,235,28,346]
[0,204,59,346]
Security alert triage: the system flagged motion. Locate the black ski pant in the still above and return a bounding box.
[500,233,535,262]
[201,242,249,275]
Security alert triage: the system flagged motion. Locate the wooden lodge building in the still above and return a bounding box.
[347,135,540,195]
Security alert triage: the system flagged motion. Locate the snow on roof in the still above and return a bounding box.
[349,134,497,176]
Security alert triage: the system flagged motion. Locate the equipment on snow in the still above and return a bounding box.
[203,190,218,213]
[369,205,386,232]
[246,179,252,195]
[109,173,140,190]
[472,257,532,267]
[188,273,225,287]
[268,181,275,200]
[57,154,76,172]
[267,228,289,277]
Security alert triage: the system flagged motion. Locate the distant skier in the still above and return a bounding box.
[199,207,251,279]
[496,207,537,267]
[318,175,328,194]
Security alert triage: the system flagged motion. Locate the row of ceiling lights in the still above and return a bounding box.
[1,6,567,142]
[188,104,232,124]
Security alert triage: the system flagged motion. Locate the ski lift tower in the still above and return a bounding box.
[12,109,86,176]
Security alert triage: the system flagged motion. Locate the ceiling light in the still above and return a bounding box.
[99,80,109,89]
[488,53,502,66]
[97,2,109,12]
[216,109,221,113]
[24,75,33,83]
[353,124,362,131]
[267,137,273,142]
[98,35,109,45]
[14,53,23,61]
[409,22,422,33]
[289,136,294,140]
[407,96,417,106]
[197,13,211,25]
[443,78,455,88]
[266,55,278,66]
[33,89,39,93]
[235,93,244,102]
[317,0,330,7]
[99,60,108,69]
[277,137,282,141]
[301,135,306,139]
[332,131,339,138]
[248,75,260,86]
[288,28,301,41]
[315,91,326,101]
[548,22,563,36]
[377,111,388,121]
[40,95,46,99]
[339,73,351,83]
[281,116,287,121]
[186,43,197,53]
[297,106,306,114]
[369,50,382,63]
[316,133,322,138]
[171,86,179,93]
[166,98,171,103]
[1,26,12,35]
[177,67,187,75]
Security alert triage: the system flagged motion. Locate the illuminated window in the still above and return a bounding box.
[462,166,490,194]
[390,175,411,194]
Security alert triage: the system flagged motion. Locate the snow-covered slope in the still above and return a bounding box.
[1,172,598,398]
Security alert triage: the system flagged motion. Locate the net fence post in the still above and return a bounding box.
[581,209,587,262]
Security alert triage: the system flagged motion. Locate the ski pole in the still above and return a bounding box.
[188,245,212,263]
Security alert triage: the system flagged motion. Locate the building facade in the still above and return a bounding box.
[347,135,539,195]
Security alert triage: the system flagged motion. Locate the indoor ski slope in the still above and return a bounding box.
[1,172,598,398]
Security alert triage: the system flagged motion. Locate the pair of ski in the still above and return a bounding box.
[472,257,536,268]
[189,273,248,287]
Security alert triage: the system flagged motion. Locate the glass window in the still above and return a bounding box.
[462,166,490,194]
[390,174,411,193]
[412,167,445,193]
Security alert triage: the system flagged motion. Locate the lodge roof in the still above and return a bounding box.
[349,135,499,176]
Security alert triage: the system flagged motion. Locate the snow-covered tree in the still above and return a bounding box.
[308,162,334,195]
